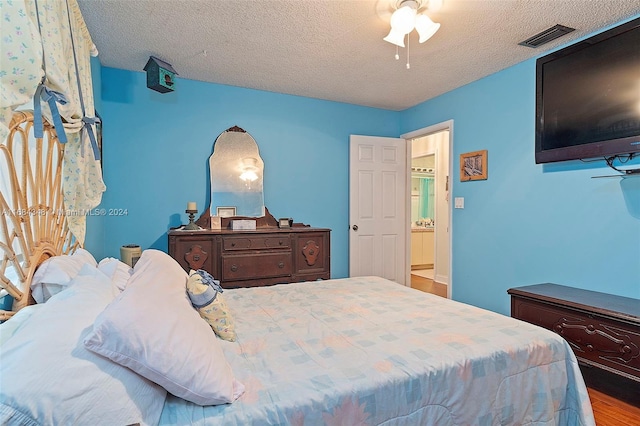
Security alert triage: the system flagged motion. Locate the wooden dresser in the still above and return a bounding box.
[508,283,640,383]
[168,227,330,288]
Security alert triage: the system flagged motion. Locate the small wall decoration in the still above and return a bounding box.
[460,150,488,181]
[143,56,177,93]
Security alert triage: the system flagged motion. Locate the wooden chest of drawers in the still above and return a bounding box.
[508,283,640,383]
[168,227,330,288]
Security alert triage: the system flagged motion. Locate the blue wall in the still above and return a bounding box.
[96,68,399,278]
[401,44,640,314]
[94,17,640,316]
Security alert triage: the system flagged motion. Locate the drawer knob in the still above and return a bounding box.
[586,344,594,352]
[278,262,285,269]
[587,324,595,332]
[184,245,208,270]
[279,241,283,245]
[302,240,320,267]
[231,265,238,272]
[622,345,632,354]
[231,242,236,247]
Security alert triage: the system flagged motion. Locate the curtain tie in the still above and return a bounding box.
[81,116,101,160]
[33,84,68,143]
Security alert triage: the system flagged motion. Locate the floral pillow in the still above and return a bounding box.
[187,269,236,342]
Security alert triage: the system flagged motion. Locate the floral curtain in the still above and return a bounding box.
[0,0,105,244]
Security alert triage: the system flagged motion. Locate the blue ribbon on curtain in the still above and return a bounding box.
[82,116,101,160]
[33,84,68,143]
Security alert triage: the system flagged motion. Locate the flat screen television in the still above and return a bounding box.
[535,17,640,165]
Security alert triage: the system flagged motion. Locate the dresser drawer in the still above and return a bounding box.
[512,297,640,381]
[221,252,292,281]
[168,236,216,277]
[223,236,291,251]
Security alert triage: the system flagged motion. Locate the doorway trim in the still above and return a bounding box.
[402,120,454,299]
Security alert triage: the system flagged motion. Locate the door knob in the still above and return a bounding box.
[352,225,358,231]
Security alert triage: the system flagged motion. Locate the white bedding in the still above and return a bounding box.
[0,255,595,425]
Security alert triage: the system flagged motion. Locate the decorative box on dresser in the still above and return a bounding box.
[508,283,640,383]
[168,227,330,289]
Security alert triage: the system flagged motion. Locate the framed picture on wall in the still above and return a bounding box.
[460,150,488,181]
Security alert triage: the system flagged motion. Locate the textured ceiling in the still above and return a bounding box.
[77,0,640,111]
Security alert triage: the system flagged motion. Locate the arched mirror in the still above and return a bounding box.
[209,126,265,218]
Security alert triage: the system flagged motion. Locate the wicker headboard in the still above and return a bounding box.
[0,111,77,320]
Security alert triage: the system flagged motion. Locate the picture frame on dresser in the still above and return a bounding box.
[216,206,236,218]
[278,218,292,228]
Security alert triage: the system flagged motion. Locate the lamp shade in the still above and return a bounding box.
[415,14,441,43]
[389,1,417,35]
[383,28,407,47]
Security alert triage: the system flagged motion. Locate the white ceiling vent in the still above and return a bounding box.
[519,24,575,48]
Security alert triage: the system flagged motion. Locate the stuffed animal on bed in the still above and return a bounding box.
[186,269,236,342]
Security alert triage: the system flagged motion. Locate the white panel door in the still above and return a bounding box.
[349,135,406,284]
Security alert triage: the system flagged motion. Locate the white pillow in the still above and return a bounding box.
[97,257,132,292]
[30,248,99,303]
[0,264,166,425]
[0,304,44,346]
[84,249,245,406]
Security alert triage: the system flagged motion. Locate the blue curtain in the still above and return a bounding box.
[419,177,435,220]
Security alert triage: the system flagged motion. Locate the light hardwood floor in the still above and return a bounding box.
[410,276,640,425]
[410,273,447,298]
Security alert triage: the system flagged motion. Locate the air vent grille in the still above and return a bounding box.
[519,24,575,48]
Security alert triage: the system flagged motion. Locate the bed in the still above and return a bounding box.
[0,112,595,425]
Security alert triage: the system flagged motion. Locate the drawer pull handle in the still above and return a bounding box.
[231,242,236,247]
[278,262,285,269]
[279,241,283,245]
[231,265,238,272]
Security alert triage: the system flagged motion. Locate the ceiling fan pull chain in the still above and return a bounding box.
[406,34,411,69]
[395,45,400,60]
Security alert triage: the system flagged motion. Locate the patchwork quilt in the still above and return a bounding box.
[160,276,594,425]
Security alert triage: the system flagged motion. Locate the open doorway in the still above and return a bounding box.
[403,123,452,298]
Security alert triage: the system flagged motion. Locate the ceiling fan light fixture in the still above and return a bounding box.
[383,28,407,47]
[240,170,258,182]
[383,0,442,62]
[415,14,440,43]
[239,157,259,182]
[388,0,418,34]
